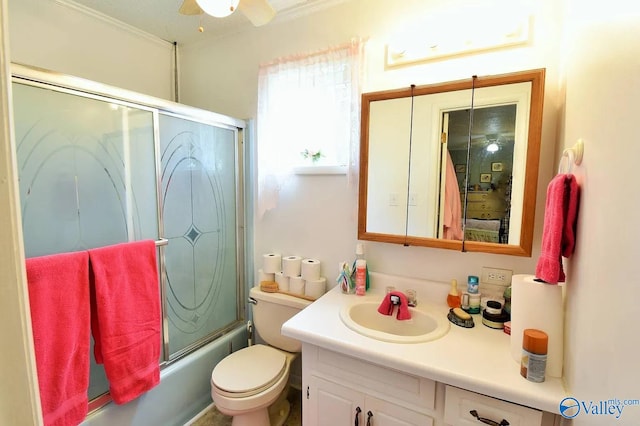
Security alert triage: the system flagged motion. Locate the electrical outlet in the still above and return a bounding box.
[481,267,513,287]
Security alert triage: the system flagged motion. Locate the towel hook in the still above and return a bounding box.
[558,139,584,174]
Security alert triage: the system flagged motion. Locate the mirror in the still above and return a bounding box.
[358,69,544,256]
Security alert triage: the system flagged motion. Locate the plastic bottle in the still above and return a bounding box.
[355,259,367,296]
[446,279,461,308]
[467,275,479,293]
[352,243,370,290]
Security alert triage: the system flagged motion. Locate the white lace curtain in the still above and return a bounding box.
[256,38,365,218]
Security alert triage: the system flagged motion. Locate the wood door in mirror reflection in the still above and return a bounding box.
[358,69,545,256]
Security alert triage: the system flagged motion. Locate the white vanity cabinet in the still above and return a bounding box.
[302,344,559,426]
[303,344,436,425]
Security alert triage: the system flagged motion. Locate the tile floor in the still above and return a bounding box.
[188,387,302,426]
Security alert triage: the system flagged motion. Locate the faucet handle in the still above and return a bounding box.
[406,289,417,307]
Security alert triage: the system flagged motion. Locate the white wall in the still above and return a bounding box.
[561,1,640,424]
[8,0,174,100]
[180,0,565,290]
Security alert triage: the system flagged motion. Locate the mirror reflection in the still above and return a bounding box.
[358,69,545,256]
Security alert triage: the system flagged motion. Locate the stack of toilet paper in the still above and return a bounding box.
[260,253,326,299]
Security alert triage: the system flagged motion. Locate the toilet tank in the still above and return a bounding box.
[249,286,311,353]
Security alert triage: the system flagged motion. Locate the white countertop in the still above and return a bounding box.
[281,273,568,414]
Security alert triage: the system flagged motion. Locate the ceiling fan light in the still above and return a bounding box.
[196,0,240,18]
[486,142,500,153]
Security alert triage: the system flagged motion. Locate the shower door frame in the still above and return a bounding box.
[11,63,247,410]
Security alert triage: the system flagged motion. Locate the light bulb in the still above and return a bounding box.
[196,0,240,18]
[486,142,499,153]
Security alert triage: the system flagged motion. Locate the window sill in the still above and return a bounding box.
[293,165,348,175]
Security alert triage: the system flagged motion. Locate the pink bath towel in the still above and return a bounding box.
[89,240,161,405]
[535,174,580,284]
[443,153,463,240]
[26,251,90,426]
[377,291,412,320]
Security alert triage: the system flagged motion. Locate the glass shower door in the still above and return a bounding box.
[12,82,159,401]
[159,113,240,358]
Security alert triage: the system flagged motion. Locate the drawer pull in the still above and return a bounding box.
[355,406,362,426]
[469,409,510,426]
[366,410,373,426]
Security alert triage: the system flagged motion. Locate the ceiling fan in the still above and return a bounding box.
[179,0,276,27]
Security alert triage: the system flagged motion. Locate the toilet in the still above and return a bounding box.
[211,286,311,426]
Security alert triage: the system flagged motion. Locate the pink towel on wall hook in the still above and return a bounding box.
[535,174,580,284]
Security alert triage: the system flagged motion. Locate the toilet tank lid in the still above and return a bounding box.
[250,286,312,309]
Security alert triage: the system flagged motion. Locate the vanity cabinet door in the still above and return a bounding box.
[308,376,433,426]
[307,376,365,425]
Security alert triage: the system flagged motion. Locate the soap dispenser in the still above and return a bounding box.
[447,279,461,308]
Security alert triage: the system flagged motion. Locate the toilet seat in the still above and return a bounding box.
[211,345,287,398]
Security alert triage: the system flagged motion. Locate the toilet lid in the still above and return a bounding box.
[212,345,287,395]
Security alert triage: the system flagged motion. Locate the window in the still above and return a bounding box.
[256,39,365,216]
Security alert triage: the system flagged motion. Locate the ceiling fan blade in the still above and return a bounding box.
[179,0,203,16]
[238,0,276,26]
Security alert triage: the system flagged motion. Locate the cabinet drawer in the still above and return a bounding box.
[315,347,436,411]
[444,386,543,426]
[466,210,504,220]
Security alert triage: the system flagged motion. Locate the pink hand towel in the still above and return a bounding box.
[377,291,412,320]
[89,240,161,405]
[535,174,580,284]
[26,251,90,426]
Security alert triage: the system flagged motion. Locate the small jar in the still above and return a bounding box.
[520,329,548,383]
[467,292,481,314]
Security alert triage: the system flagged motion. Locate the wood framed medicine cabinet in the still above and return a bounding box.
[358,69,545,256]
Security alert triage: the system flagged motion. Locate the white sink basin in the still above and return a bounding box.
[339,301,450,344]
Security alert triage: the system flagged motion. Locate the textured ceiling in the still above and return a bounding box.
[60,0,343,44]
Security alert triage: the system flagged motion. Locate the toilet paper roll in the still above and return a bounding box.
[305,277,326,299]
[282,255,303,278]
[289,276,305,295]
[301,258,322,281]
[258,269,275,283]
[262,253,282,274]
[275,271,289,291]
[510,274,564,378]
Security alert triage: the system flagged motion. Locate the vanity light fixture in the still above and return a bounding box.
[385,8,531,68]
[195,0,240,18]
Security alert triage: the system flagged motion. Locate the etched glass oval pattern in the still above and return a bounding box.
[159,115,238,355]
